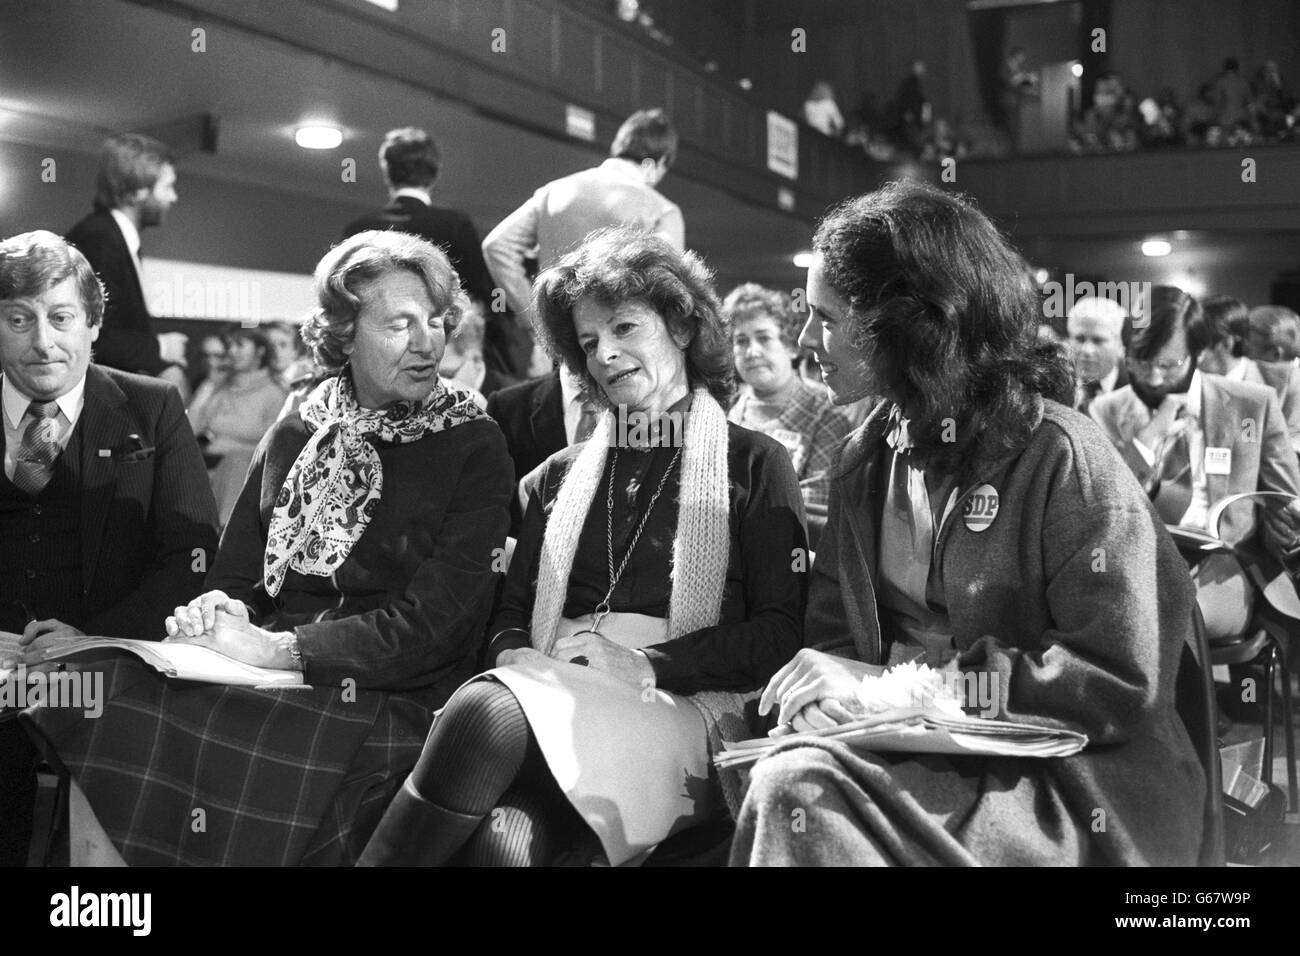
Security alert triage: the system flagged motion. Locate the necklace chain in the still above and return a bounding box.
[591,445,684,631]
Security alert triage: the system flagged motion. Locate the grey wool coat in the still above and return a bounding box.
[798,396,1206,866]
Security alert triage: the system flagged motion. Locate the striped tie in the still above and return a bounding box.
[13,400,61,497]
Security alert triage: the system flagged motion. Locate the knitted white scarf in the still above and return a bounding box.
[530,388,731,655]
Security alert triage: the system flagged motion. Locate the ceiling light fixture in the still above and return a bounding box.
[793,252,814,268]
[295,126,343,149]
[1141,239,1172,257]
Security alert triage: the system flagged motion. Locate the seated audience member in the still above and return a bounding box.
[1193,295,1300,454]
[263,319,316,391]
[359,227,806,867]
[20,230,512,866]
[1066,295,1129,413]
[1090,287,1300,640]
[186,331,228,421]
[0,231,217,866]
[730,182,1205,867]
[438,303,516,407]
[724,283,854,517]
[486,364,597,537]
[189,324,287,526]
[1244,303,1300,365]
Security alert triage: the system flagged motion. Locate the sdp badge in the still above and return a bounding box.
[962,484,999,532]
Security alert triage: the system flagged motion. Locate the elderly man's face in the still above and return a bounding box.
[1067,313,1123,384]
[344,270,447,409]
[1244,327,1294,364]
[0,276,99,401]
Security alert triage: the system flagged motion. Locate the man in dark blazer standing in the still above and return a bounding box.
[65,133,189,400]
[0,231,218,865]
[342,127,525,375]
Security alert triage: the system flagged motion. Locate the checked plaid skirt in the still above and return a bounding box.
[23,655,436,866]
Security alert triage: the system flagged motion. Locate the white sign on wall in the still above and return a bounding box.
[766,111,798,180]
[566,104,597,142]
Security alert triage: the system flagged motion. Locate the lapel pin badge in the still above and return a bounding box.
[963,483,1000,533]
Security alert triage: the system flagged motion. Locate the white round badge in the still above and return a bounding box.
[962,484,999,532]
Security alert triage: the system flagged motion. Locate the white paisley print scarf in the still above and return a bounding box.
[262,371,486,596]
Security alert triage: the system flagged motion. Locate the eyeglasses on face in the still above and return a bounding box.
[1127,355,1190,375]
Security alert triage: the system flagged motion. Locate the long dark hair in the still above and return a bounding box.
[813,180,1072,470]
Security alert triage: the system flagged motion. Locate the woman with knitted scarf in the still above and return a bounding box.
[360,227,807,866]
[729,182,1209,866]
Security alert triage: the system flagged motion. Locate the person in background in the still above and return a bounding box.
[187,332,228,422]
[1066,296,1129,414]
[724,283,854,525]
[66,133,189,400]
[341,127,519,376]
[1212,57,1256,136]
[438,303,516,407]
[1090,287,1300,642]
[894,60,930,151]
[999,47,1038,152]
[263,319,315,391]
[1193,296,1300,454]
[482,108,684,355]
[1,231,216,866]
[189,324,286,526]
[1244,304,1300,365]
[803,81,845,138]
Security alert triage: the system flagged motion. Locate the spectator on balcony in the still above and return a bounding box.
[1184,83,1219,144]
[482,108,683,343]
[999,47,1038,152]
[1212,57,1256,135]
[803,81,845,138]
[1253,60,1295,139]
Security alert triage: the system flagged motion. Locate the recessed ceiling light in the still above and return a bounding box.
[1034,268,1050,284]
[793,252,813,268]
[1141,239,1172,257]
[1071,62,1083,78]
[295,126,343,149]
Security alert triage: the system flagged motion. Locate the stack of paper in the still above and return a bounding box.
[715,707,1087,770]
[0,631,303,688]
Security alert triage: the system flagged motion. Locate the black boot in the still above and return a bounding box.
[356,780,483,867]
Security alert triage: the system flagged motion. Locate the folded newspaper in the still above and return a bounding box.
[716,707,1087,769]
[717,661,1087,769]
[0,631,303,688]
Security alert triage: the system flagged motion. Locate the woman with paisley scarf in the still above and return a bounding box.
[25,231,512,865]
[360,227,807,867]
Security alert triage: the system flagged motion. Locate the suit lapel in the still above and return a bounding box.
[530,373,566,453]
[1200,375,1232,510]
[78,367,133,594]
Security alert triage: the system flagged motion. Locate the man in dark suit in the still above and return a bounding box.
[65,133,189,400]
[342,127,524,375]
[0,231,218,865]
[487,367,601,535]
[1067,295,1130,414]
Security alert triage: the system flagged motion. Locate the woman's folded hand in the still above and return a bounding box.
[552,631,655,691]
[165,589,249,640]
[760,648,875,727]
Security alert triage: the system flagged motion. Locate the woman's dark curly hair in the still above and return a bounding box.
[813,180,1072,470]
[532,226,735,408]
